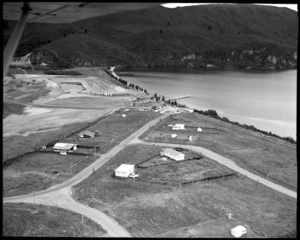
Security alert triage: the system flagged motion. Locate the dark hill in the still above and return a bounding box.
[4,4,298,69]
[29,34,147,68]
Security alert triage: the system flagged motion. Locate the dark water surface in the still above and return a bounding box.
[118,68,296,139]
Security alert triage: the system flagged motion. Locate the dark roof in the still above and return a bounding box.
[79,130,95,137]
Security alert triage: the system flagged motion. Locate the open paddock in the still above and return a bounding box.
[59,110,162,154]
[155,216,260,238]
[145,130,198,144]
[3,152,98,197]
[3,203,106,237]
[140,112,297,190]
[73,144,296,237]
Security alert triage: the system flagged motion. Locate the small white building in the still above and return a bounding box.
[115,164,135,178]
[160,148,185,161]
[53,143,77,152]
[197,127,202,132]
[122,114,126,118]
[172,124,185,130]
[171,134,177,138]
[231,225,247,238]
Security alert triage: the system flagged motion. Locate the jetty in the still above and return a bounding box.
[167,95,191,101]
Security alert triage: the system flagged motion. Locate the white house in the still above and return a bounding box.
[172,124,185,130]
[231,225,247,238]
[115,164,135,178]
[53,143,77,152]
[160,148,185,161]
[197,127,202,132]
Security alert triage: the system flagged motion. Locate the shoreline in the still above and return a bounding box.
[113,66,296,142]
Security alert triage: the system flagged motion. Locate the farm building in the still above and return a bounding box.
[160,148,185,161]
[197,127,202,132]
[115,164,135,178]
[53,143,77,152]
[231,225,247,238]
[78,130,95,138]
[172,124,185,130]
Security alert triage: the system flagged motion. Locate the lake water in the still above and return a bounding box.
[117,68,297,140]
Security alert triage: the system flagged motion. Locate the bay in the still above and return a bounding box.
[118,68,297,140]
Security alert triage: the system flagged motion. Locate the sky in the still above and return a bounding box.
[161,3,298,11]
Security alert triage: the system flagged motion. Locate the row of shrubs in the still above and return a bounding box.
[43,70,83,75]
[103,67,149,94]
[194,108,296,144]
[180,173,236,186]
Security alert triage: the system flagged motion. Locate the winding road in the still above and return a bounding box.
[3,112,297,237]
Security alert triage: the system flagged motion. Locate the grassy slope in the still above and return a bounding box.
[3,203,106,237]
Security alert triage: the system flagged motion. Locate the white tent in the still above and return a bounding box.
[231,225,247,238]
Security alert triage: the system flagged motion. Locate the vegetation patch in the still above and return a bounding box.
[3,203,106,237]
[3,101,26,119]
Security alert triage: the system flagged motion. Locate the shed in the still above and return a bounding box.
[115,164,135,178]
[197,127,202,132]
[231,225,247,238]
[79,130,95,138]
[160,148,185,161]
[122,114,126,118]
[53,143,77,152]
[172,124,185,130]
[171,134,177,138]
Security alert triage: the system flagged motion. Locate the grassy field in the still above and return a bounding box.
[3,203,106,237]
[139,112,297,190]
[60,109,161,154]
[3,152,98,197]
[73,144,296,237]
[155,216,259,238]
[3,121,89,161]
[3,101,26,119]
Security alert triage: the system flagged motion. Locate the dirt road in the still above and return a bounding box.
[4,113,170,237]
[129,140,297,199]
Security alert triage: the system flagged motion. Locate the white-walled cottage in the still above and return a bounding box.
[160,148,185,161]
